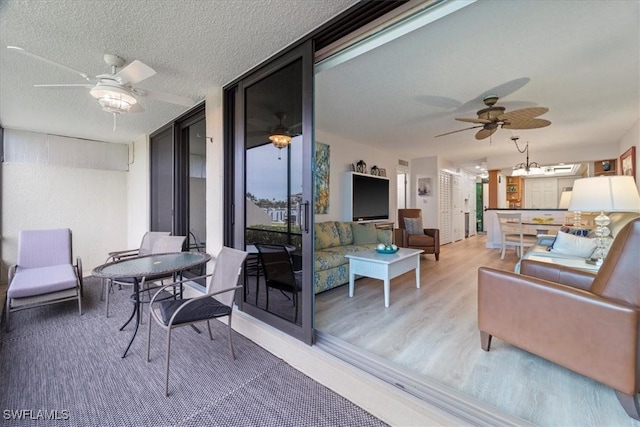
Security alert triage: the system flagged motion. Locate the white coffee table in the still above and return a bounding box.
[345,248,424,307]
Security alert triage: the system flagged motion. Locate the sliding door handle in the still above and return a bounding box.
[302,201,310,233]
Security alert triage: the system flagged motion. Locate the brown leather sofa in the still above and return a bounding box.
[478,218,640,420]
[396,209,440,261]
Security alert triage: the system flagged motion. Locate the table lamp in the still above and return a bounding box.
[568,175,640,265]
[557,190,579,226]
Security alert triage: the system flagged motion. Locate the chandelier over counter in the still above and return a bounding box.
[511,136,543,176]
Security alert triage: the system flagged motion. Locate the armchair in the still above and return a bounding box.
[5,228,83,332]
[478,218,640,420]
[396,209,440,260]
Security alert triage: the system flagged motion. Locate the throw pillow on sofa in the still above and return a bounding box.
[404,217,423,235]
[352,223,378,245]
[549,231,597,258]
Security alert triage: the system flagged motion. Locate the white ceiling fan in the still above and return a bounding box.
[7,46,195,117]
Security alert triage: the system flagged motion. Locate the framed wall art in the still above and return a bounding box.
[620,146,636,181]
[417,177,432,197]
[314,142,330,214]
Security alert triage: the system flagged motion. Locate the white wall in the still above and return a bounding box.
[126,135,150,248]
[1,162,127,276]
[205,89,224,264]
[314,129,398,224]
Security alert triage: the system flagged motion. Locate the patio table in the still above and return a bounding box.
[92,252,211,358]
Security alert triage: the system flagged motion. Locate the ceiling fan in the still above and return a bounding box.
[7,46,195,116]
[435,95,551,140]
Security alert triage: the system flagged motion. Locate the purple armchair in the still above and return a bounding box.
[5,228,83,332]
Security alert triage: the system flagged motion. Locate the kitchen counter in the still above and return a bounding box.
[485,208,567,211]
[485,209,566,249]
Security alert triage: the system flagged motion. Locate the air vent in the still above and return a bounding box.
[398,159,409,166]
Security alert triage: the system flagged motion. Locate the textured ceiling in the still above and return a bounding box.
[1,0,638,172]
[0,0,358,143]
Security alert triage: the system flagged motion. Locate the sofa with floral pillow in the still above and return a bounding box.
[314,221,392,294]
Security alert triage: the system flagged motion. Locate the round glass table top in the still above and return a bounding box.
[92,252,211,279]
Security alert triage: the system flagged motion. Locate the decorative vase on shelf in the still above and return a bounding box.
[370,165,379,176]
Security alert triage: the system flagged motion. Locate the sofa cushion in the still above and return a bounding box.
[404,217,423,235]
[315,250,345,270]
[377,229,392,245]
[549,231,597,258]
[352,223,377,245]
[336,222,354,246]
[315,221,341,250]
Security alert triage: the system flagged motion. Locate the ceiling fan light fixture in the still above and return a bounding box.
[269,113,292,149]
[90,84,137,114]
[269,133,292,149]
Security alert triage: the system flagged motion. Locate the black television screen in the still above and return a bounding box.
[352,174,389,221]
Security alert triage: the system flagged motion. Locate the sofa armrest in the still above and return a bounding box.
[478,266,639,394]
[520,259,595,291]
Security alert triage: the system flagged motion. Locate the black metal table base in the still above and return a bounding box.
[119,277,141,358]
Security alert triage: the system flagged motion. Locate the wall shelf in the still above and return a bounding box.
[594,159,617,176]
[506,176,523,208]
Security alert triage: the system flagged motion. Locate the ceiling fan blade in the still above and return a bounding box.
[33,83,93,88]
[136,88,195,107]
[475,127,498,140]
[455,117,492,124]
[129,102,145,113]
[7,46,91,81]
[456,77,531,111]
[115,60,156,84]
[499,107,549,122]
[435,125,483,138]
[247,130,269,137]
[503,118,552,130]
[415,94,462,109]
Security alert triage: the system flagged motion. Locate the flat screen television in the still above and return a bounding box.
[351,173,389,221]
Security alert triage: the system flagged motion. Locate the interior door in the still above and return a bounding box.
[228,41,314,344]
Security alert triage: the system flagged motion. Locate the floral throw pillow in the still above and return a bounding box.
[404,217,424,235]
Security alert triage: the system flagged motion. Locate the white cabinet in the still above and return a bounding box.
[439,171,477,243]
[439,171,452,244]
[525,178,558,209]
[452,175,465,242]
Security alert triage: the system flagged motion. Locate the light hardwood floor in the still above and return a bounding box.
[315,234,640,426]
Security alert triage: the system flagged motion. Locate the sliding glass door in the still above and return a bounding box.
[227,41,314,343]
[150,104,206,277]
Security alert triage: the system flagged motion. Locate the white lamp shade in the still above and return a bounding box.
[568,176,640,212]
[558,190,572,209]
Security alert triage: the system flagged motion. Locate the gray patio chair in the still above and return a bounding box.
[147,246,248,396]
[5,228,83,332]
[105,234,185,318]
[101,231,170,309]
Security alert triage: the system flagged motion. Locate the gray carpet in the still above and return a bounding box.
[0,277,387,427]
